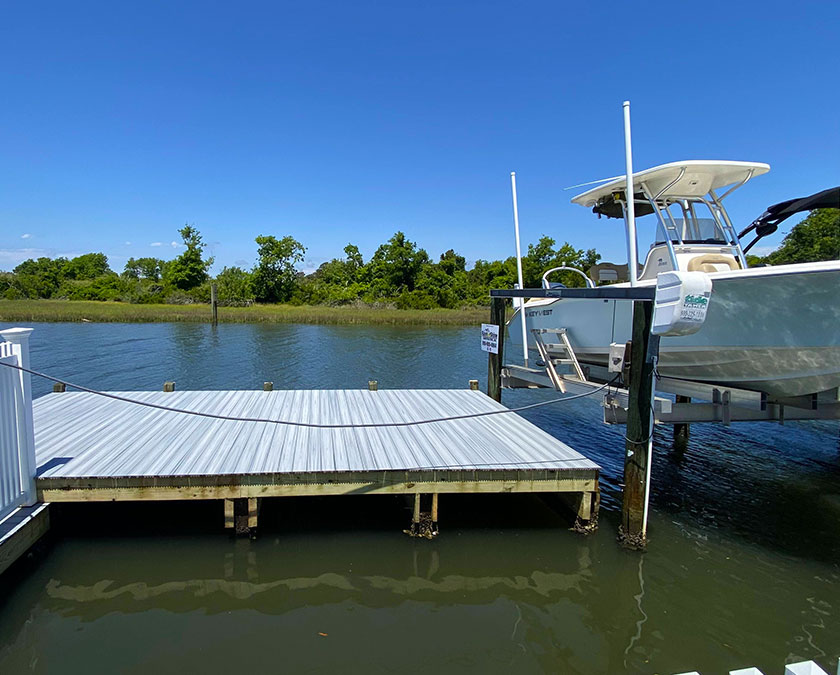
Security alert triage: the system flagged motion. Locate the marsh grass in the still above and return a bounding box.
[0,299,490,326]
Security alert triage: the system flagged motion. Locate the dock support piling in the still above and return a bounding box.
[620,300,658,550]
[405,493,438,539]
[163,381,176,392]
[247,497,259,538]
[210,283,218,326]
[225,498,260,538]
[674,395,691,450]
[224,499,235,529]
[52,382,66,393]
[263,382,273,392]
[487,297,506,403]
[368,380,378,391]
[469,379,479,391]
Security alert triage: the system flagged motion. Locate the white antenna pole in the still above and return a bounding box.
[623,101,639,287]
[510,172,529,366]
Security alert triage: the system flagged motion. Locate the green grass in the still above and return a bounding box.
[0,299,490,326]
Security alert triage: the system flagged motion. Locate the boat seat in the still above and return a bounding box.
[686,254,740,273]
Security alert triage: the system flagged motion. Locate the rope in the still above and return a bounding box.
[0,359,618,430]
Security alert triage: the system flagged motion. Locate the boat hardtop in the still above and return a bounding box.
[571,160,770,210]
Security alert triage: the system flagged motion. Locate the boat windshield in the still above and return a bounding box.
[652,201,730,245]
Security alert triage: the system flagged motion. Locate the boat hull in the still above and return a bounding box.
[508,262,840,398]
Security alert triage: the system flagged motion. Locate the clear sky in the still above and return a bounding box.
[1,1,838,274]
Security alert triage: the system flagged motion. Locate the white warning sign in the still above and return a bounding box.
[480,323,500,354]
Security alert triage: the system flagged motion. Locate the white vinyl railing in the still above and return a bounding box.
[0,328,36,521]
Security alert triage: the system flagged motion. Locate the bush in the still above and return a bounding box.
[55,275,126,301]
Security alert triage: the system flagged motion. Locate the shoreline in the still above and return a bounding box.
[0,299,489,326]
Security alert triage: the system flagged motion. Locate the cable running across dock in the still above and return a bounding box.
[0,360,617,429]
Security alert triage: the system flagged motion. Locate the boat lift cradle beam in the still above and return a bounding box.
[501,363,838,423]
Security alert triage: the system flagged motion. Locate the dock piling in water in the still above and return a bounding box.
[619,301,658,549]
[487,297,505,403]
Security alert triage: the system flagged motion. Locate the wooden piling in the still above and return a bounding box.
[263,382,273,392]
[620,300,658,549]
[469,379,479,391]
[223,499,235,529]
[674,395,691,448]
[487,297,505,403]
[368,380,378,391]
[163,381,176,392]
[52,382,66,393]
[210,283,218,326]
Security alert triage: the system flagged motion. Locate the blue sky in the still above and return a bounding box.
[1,1,837,274]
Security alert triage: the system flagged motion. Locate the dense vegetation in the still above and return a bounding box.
[2,208,835,311]
[0,225,599,309]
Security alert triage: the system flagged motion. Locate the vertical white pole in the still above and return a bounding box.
[510,172,529,366]
[641,354,657,538]
[0,328,37,505]
[623,101,639,287]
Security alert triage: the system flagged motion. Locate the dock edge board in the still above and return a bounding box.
[37,469,599,502]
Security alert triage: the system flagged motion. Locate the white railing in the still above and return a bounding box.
[0,328,36,521]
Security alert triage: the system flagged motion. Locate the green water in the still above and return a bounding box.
[0,323,838,673]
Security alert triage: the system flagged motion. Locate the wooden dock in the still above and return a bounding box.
[31,388,601,536]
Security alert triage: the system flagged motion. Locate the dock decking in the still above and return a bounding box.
[32,389,600,527]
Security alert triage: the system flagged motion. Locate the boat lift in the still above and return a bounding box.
[493,286,840,426]
[487,284,840,550]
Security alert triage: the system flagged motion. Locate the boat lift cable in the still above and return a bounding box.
[0,360,620,430]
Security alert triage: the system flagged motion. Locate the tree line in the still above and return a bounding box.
[2,208,835,308]
[0,225,600,308]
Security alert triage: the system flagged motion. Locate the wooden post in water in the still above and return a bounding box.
[210,283,218,326]
[487,297,505,403]
[674,395,690,449]
[620,300,658,549]
[469,379,479,391]
[52,382,66,393]
[263,382,273,392]
[163,381,176,392]
[368,380,378,391]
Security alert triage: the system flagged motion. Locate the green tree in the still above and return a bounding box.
[215,266,255,305]
[163,224,214,290]
[124,257,164,281]
[522,236,600,288]
[439,249,466,276]
[365,231,429,296]
[252,235,306,302]
[763,208,840,265]
[13,257,68,298]
[63,253,111,280]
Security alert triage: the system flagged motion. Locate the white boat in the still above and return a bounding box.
[507,160,840,398]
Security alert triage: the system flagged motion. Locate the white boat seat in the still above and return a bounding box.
[686,254,741,273]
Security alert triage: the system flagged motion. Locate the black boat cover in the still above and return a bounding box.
[739,186,840,253]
